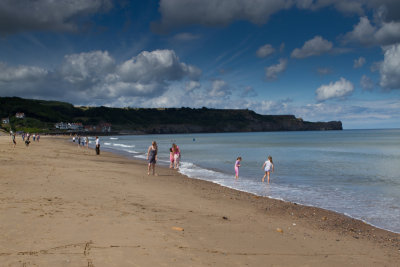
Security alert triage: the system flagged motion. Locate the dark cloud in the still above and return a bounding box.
[0,0,112,35]
[152,0,292,33]
[343,16,400,46]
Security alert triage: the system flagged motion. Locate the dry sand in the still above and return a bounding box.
[0,135,399,266]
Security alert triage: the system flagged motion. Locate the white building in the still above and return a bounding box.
[15,112,25,119]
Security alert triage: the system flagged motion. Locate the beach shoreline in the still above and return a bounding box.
[1,135,399,266]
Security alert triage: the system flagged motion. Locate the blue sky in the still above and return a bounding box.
[0,0,399,129]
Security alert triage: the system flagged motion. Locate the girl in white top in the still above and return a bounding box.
[262,156,274,184]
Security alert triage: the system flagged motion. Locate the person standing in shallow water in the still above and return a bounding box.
[262,156,274,184]
[147,141,158,175]
[235,157,241,179]
[172,143,181,169]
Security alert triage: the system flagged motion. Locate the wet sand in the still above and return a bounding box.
[0,135,399,266]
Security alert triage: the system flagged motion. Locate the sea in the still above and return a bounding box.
[87,129,400,233]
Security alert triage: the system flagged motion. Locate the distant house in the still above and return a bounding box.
[2,118,9,124]
[99,123,112,132]
[55,122,84,131]
[72,123,83,131]
[15,112,25,119]
[55,122,69,130]
[84,125,94,132]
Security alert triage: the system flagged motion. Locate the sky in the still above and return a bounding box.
[0,0,400,129]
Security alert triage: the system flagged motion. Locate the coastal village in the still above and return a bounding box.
[2,112,112,133]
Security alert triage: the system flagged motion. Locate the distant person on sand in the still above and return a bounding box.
[262,156,274,184]
[85,136,89,149]
[172,143,181,169]
[147,141,158,175]
[235,157,241,179]
[11,132,16,148]
[169,148,174,168]
[95,136,100,155]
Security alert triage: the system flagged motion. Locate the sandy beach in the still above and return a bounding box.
[0,134,399,266]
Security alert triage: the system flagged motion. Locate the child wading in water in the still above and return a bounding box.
[235,157,242,179]
[262,156,274,183]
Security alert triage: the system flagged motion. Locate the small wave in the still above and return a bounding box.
[135,155,147,160]
[104,142,112,146]
[110,137,118,140]
[125,150,140,154]
[113,143,135,148]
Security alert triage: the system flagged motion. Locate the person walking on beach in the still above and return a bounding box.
[235,157,241,179]
[172,143,181,169]
[81,136,86,147]
[11,132,16,148]
[147,141,158,175]
[95,136,100,155]
[262,156,274,184]
[85,136,89,149]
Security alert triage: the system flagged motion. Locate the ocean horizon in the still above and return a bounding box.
[86,129,400,233]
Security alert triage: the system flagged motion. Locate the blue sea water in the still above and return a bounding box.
[93,129,400,233]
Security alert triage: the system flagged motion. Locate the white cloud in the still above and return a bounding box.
[0,49,203,104]
[0,0,112,34]
[354,57,366,68]
[265,58,287,80]
[0,62,48,82]
[185,81,201,92]
[256,44,275,58]
[379,44,400,90]
[291,36,333,59]
[209,80,231,97]
[360,75,375,91]
[61,51,115,84]
[316,77,354,101]
[343,16,400,46]
[118,49,201,84]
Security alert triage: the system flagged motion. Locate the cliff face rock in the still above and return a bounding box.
[121,110,342,134]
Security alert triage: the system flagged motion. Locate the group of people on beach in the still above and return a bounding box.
[9,131,41,148]
[147,141,181,176]
[72,134,100,155]
[72,134,89,149]
[146,139,274,183]
[235,156,274,183]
